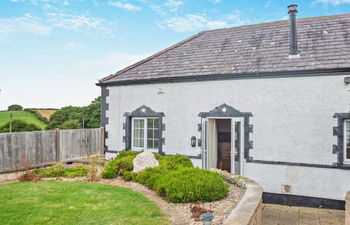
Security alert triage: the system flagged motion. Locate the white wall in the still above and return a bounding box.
[105,74,350,200]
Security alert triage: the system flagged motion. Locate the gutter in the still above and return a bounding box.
[96,68,350,87]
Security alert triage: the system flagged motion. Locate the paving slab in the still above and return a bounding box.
[262,204,345,225]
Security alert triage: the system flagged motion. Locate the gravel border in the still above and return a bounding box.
[172,184,245,225]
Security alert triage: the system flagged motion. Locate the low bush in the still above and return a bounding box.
[156,154,193,170]
[34,165,88,178]
[18,171,40,182]
[101,150,137,179]
[211,168,246,189]
[103,151,229,203]
[133,166,166,188]
[134,166,229,203]
[153,167,229,203]
[122,171,133,181]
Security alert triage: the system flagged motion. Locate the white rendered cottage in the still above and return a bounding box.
[97,5,350,209]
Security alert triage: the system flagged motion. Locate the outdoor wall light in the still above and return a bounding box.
[345,77,350,91]
[191,136,196,147]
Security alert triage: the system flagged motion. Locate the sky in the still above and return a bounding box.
[0,0,350,110]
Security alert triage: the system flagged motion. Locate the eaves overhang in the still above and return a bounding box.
[96,67,350,87]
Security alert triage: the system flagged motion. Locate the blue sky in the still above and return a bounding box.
[0,0,349,110]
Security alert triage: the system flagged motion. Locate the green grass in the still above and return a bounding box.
[0,111,47,129]
[0,181,170,225]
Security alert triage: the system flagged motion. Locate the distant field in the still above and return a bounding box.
[34,109,57,120]
[0,111,47,129]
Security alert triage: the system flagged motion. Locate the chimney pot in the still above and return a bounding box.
[288,4,298,13]
[288,4,299,57]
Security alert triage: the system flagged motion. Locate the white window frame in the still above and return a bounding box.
[344,120,350,164]
[131,117,159,151]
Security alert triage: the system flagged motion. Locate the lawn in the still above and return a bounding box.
[0,111,47,129]
[0,181,170,225]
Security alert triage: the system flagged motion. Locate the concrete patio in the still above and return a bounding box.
[262,204,345,225]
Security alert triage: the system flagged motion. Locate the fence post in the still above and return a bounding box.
[55,128,60,162]
[100,127,105,155]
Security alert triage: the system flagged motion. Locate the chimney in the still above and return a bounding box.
[288,4,299,58]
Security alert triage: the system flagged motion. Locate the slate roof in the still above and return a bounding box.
[99,14,350,85]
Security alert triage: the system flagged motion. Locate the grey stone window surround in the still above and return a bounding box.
[333,112,350,166]
[198,103,254,161]
[123,105,165,154]
[101,87,109,152]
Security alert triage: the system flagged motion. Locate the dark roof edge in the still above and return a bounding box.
[96,68,350,87]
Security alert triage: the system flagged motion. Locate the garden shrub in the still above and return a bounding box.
[63,166,88,178]
[122,171,133,181]
[133,166,166,188]
[153,167,229,203]
[101,150,137,179]
[18,171,40,182]
[211,168,246,189]
[134,166,229,203]
[157,154,193,170]
[34,165,88,178]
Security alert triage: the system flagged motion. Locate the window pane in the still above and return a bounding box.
[133,119,144,148]
[154,140,159,149]
[147,129,154,139]
[147,118,154,128]
[146,118,159,149]
[154,118,159,128]
[147,140,154,148]
[154,130,159,138]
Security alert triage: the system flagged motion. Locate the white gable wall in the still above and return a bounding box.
[105,74,350,200]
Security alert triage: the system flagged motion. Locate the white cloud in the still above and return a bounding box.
[314,0,350,5]
[63,41,83,49]
[210,0,221,3]
[158,11,250,33]
[0,14,51,39]
[140,0,183,16]
[165,0,183,12]
[93,53,151,69]
[108,1,141,11]
[225,10,251,27]
[158,14,228,32]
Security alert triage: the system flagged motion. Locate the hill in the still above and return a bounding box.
[0,111,47,129]
[33,109,57,120]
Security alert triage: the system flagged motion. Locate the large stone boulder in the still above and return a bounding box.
[133,151,159,173]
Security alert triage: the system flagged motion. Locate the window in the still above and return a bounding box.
[132,117,159,150]
[344,120,350,163]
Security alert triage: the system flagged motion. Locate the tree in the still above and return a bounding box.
[0,120,41,133]
[82,96,101,128]
[59,120,81,129]
[47,106,83,130]
[8,104,23,111]
[47,97,101,130]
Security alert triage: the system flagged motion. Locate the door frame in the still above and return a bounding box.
[203,116,245,175]
[231,117,245,175]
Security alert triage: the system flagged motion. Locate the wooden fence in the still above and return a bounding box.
[0,128,104,173]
